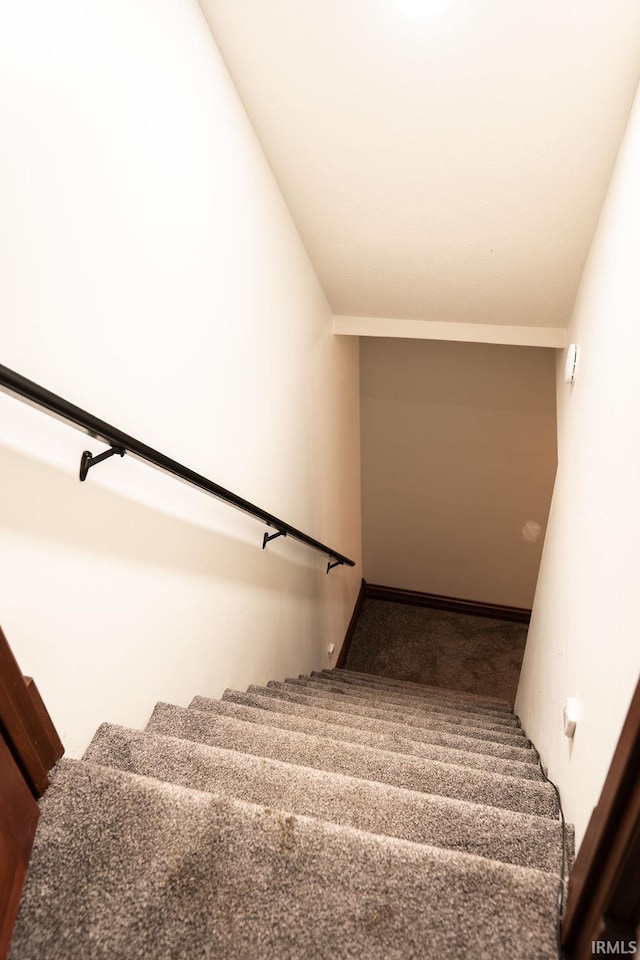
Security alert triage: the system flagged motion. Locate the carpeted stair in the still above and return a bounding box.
[9,667,570,959]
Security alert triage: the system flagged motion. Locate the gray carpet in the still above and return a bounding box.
[213,689,538,761]
[9,668,567,959]
[191,694,542,780]
[280,678,521,727]
[84,724,564,873]
[345,600,529,703]
[145,702,556,816]
[243,683,529,746]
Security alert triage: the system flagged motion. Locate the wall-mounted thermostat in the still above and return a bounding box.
[565,344,578,384]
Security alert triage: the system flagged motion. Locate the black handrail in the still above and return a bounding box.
[0,363,355,572]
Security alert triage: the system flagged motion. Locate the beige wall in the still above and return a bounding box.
[360,338,557,608]
[515,84,640,851]
[0,0,361,757]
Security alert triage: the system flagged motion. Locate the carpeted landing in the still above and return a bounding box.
[9,668,571,959]
[345,599,528,704]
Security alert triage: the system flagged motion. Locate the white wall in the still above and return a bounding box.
[515,85,640,850]
[0,0,361,757]
[360,338,557,608]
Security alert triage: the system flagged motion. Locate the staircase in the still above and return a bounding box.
[9,668,569,959]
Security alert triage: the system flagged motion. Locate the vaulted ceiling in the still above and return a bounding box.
[199,0,640,346]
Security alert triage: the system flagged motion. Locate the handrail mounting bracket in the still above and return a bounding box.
[263,528,287,550]
[79,446,125,481]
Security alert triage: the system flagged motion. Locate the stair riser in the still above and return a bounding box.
[250,685,530,748]
[146,704,558,818]
[10,759,560,960]
[220,690,538,763]
[84,724,563,874]
[287,678,520,728]
[323,669,510,708]
[187,698,541,781]
[312,672,516,717]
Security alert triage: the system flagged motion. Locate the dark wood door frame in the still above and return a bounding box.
[0,626,63,796]
[562,676,640,958]
[0,734,40,960]
[0,625,64,960]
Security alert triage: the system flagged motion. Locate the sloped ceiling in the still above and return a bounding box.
[199,0,640,345]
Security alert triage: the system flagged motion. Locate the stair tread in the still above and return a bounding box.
[246,684,530,747]
[146,702,558,818]
[10,758,559,960]
[83,723,564,873]
[263,681,527,738]
[326,668,511,706]
[220,689,537,761]
[307,674,517,719]
[190,695,541,780]
[309,673,517,717]
[285,677,520,728]
[317,677,515,716]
